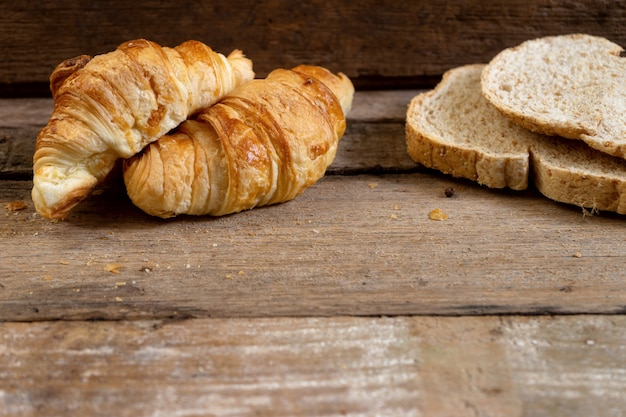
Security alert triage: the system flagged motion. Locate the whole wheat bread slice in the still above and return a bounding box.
[481,34,626,158]
[406,64,626,214]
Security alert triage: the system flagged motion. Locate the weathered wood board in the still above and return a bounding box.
[2,315,626,417]
[0,91,419,180]
[2,91,626,322]
[2,1,626,91]
[3,173,626,321]
[4,2,626,415]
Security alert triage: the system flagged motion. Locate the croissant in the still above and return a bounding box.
[32,39,254,219]
[123,65,354,218]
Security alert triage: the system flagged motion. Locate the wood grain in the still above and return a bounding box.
[0,91,419,180]
[1,315,625,417]
[2,91,626,321]
[1,0,625,90]
[3,173,626,321]
[4,5,626,414]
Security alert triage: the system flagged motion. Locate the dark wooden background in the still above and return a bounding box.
[2,0,625,95]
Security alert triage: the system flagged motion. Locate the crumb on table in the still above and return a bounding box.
[5,201,27,212]
[429,208,449,221]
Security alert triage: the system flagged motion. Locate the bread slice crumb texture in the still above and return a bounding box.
[481,34,626,159]
[405,63,626,214]
[406,64,537,190]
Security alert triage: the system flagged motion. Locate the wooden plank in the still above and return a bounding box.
[1,1,625,88]
[0,91,419,179]
[332,90,419,173]
[0,90,414,129]
[0,99,52,177]
[3,172,626,321]
[2,92,626,321]
[1,315,625,417]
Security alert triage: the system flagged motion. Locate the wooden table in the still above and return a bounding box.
[3,1,626,415]
[2,90,626,416]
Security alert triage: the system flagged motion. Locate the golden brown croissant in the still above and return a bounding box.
[123,65,354,218]
[32,39,254,219]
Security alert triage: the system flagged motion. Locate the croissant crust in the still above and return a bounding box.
[123,65,354,218]
[32,39,254,219]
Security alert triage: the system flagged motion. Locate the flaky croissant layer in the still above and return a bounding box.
[123,65,354,218]
[32,39,254,219]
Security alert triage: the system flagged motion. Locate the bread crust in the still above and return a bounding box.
[406,64,532,191]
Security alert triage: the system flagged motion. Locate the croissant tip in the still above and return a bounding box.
[290,65,354,115]
[32,171,97,220]
[32,192,87,220]
[227,49,246,59]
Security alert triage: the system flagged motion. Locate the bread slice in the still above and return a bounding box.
[481,34,626,159]
[406,64,626,214]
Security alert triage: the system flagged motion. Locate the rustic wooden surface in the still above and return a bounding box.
[4,2,626,411]
[3,91,626,322]
[2,0,626,92]
[2,89,626,415]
